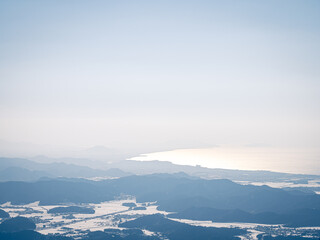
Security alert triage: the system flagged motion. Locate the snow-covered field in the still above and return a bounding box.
[170,218,276,240]
[170,218,279,228]
[1,199,319,239]
[0,198,168,237]
[236,179,320,189]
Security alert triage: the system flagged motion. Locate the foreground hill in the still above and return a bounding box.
[0,174,320,227]
[0,217,35,232]
[48,206,95,214]
[120,214,246,240]
[169,207,320,227]
[0,209,9,218]
[0,230,72,240]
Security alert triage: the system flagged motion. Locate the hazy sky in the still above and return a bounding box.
[0,1,319,171]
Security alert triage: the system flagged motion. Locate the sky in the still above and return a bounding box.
[0,1,319,173]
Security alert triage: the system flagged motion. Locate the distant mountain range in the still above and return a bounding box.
[1,157,319,184]
[0,157,132,181]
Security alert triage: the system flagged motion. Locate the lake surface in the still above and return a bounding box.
[131,146,320,175]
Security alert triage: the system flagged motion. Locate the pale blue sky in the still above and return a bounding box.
[0,1,319,170]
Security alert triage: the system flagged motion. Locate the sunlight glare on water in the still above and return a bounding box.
[131,146,320,174]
